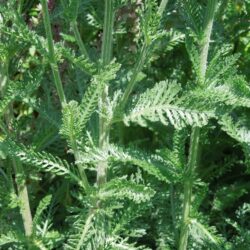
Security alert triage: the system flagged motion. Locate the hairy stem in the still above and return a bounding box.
[199,0,217,84]
[97,0,114,186]
[179,127,200,250]
[13,160,33,236]
[179,1,217,249]
[41,0,66,105]
[101,0,114,66]
[71,139,91,193]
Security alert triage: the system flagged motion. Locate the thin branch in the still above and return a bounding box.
[119,0,168,111]
[41,0,66,105]
[71,21,90,60]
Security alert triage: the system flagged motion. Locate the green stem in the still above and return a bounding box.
[199,0,217,85]
[0,59,8,93]
[71,139,91,193]
[101,0,114,65]
[178,1,217,249]
[158,0,169,16]
[120,43,149,109]
[71,21,90,59]
[179,127,200,250]
[97,0,114,187]
[0,57,33,237]
[41,0,66,105]
[13,160,33,236]
[18,0,24,14]
[41,0,90,191]
[119,0,168,110]
[63,101,90,192]
[10,126,33,238]
[170,184,178,246]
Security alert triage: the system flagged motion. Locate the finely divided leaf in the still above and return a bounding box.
[124,80,211,128]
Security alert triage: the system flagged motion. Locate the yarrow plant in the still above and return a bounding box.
[0,0,250,249]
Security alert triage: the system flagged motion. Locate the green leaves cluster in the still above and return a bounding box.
[0,0,250,249]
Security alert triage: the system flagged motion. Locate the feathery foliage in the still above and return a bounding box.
[0,0,250,249]
[125,80,212,128]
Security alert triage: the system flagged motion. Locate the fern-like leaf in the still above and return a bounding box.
[79,144,179,183]
[107,236,151,250]
[60,46,96,75]
[124,80,211,129]
[32,195,52,236]
[179,0,203,37]
[79,61,121,128]
[219,115,250,145]
[60,61,120,150]
[98,178,155,204]
[0,231,20,247]
[2,139,83,187]
[60,100,84,149]
[65,211,95,250]
[189,219,222,248]
[0,68,43,117]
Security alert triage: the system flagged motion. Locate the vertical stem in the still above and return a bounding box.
[0,56,33,237]
[71,21,90,59]
[42,0,90,190]
[178,1,217,249]
[41,0,66,105]
[101,0,114,65]
[120,43,149,109]
[13,160,33,236]
[170,184,178,246]
[178,127,200,250]
[158,0,169,16]
[18,0,24,14]
[97,0,114,186]
[199,0,217,84]
[10,119,33,237]
[71,139,90,193]
[119,0,168,110]
[0,60,8,93]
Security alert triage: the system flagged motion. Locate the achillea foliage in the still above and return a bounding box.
[0,0,250,249]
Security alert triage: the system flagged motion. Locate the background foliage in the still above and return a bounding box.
[0,0,250,249]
